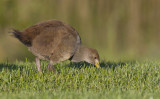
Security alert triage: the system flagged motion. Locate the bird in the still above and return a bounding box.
[11,19,100,73]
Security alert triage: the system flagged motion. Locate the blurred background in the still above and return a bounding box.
[0,0,160,62]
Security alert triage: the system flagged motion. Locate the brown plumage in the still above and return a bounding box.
[11,19,100,73]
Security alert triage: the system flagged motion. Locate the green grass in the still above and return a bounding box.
[0,59,160,99]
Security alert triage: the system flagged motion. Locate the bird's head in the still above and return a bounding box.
[84,48,100,68]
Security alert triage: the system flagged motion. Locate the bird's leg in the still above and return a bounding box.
[47,61,56,72]
[35,57,42,73]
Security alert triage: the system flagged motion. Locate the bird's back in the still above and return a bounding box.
[13,20,81,62]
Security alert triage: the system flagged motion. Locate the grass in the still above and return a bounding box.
[0,59,160,99]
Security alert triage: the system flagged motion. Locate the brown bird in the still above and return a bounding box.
[11,19,100,73]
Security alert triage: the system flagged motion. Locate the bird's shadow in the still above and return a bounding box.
[0,63,23,71]
[67,60,136,71]
[0,60,136,72]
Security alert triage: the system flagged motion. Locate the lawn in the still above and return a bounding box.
[0,59,160,99]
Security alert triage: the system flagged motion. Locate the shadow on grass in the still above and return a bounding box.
[67,60,136,71]
[0,63,23,71]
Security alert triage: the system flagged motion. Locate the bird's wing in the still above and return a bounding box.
[30,23,81,62]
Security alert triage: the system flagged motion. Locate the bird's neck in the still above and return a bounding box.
[70,45,89,62]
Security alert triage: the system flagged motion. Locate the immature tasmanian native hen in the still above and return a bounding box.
[11,19,100,73]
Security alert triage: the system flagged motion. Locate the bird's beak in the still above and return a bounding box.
[95,60,100,68]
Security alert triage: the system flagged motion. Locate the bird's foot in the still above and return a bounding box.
[47,61,56,72]
[47,65,56,72]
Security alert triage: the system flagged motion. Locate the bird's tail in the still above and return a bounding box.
[11,29,32,47]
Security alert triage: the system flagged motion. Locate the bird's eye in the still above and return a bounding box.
[94,57,97,59]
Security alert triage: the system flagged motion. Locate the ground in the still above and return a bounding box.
[0,58,160,99]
